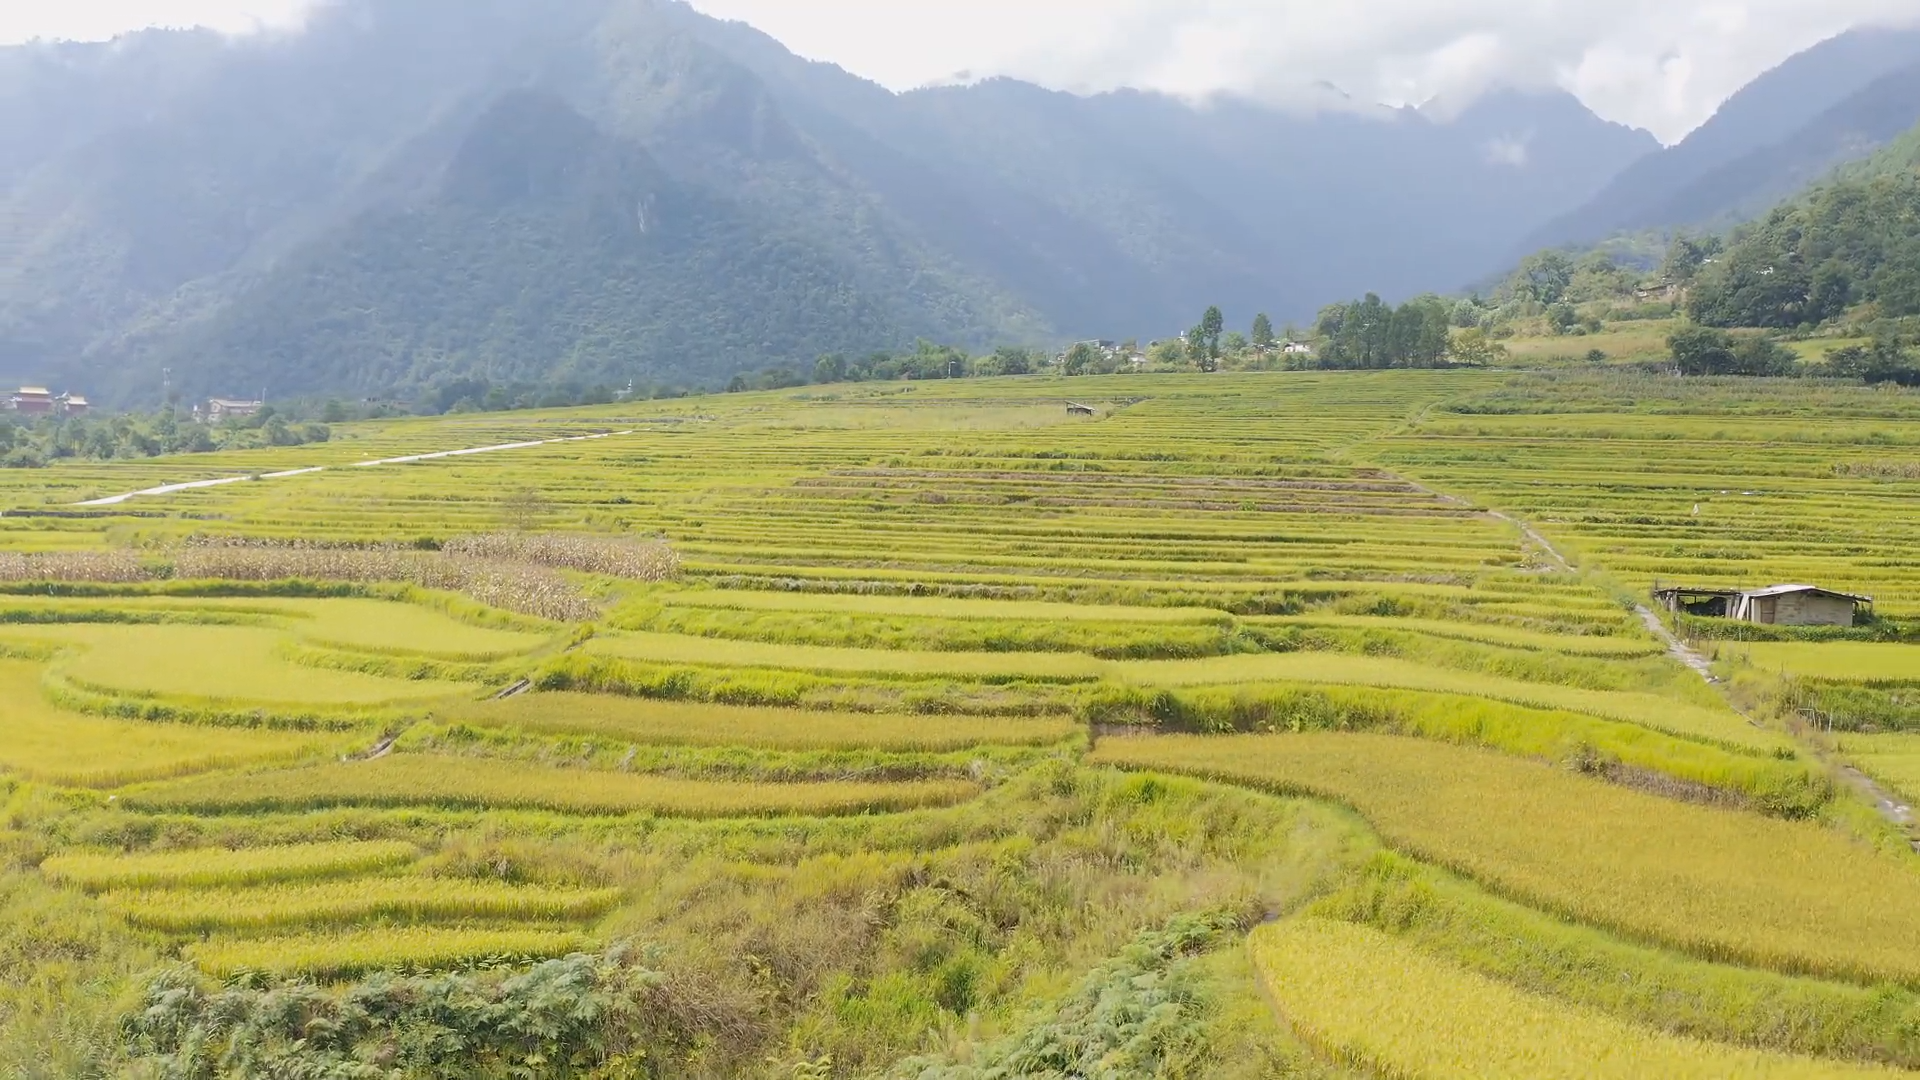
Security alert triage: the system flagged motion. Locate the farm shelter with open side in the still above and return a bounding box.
[1655,584,1874,627]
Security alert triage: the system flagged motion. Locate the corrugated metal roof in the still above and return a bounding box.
[1743,584,1872,603]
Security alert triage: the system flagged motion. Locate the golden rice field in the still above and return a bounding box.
[4,623,480,707]
[438,693,1081,751]
[0,661,344,787]
[122,752,982,816]
[1094,732,1920,984]
[185,927,594,979]
[0,371,1915,1075]
[41,841,421,892]
[1836,734,1920,806]
[103,878,625,933]
[1730,642,1920,685]
[1252,918,1898,1079]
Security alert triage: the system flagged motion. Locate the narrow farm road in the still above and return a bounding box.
[72,430,636,507]
[1395,468,1920,843]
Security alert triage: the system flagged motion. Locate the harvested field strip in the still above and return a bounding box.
[103,879,623,933]
[1252,918,1896,1079]
[1251,615,1660,657]
[584,632,1758,748]
[583,631,1108,682]
[122,754,982,816]
[0,624,481,706]
[186,927,592,979]
[43,840,419,892]
[279,599,555,660]
[0,661,340,787]
[1093,733,1920,985]
[632,604,1237,660]
[1120,654,1761,748]
[440,693,1080,751]
[1119,683,1808,802]
[657,590,1230,624]
[1731,643,1920,686]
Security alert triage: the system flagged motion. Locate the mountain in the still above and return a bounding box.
[1688,118,1920,328]
[1635,60,1920,230]
[0,0,1657,403]
[1523,26,1920,251]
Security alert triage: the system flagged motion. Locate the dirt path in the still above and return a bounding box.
[1389,471,1574,574]
[1389,467,1917,841]
[1635,605,1719,683]
[73,430,636,507]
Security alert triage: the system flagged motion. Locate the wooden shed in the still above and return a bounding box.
[1730,585,1871,627]
[1654,584,1871,627]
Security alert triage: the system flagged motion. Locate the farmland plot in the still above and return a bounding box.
[0,371,1916,1076]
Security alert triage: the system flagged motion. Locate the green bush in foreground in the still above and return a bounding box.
[122,945,672,1078]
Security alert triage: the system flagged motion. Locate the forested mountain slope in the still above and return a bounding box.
[1523,27,1920,251]
[1689,120,1920,329]
[0,0,1658,402]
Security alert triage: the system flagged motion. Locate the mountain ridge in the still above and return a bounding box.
[1521,26,1920,252]
[1,0,1660,402]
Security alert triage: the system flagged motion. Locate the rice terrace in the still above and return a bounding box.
[0,367,1911,1077]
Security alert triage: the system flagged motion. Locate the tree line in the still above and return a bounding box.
[0,408,330,470]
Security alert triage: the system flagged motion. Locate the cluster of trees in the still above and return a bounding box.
[1313,294,1495,368]
[407,378,635,416]
[0,408,329,469]
[726,342,1042,391]
[1828,339,1920,386]
[1688,169,1920,329]
[1666,327,1798,377]
[1666,328,1920,384]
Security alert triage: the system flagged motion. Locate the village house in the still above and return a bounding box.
[58,393,89,417]
[1634,279,1685,303]
[1282,341,1314,356]
[8,387,55,416]
[205,398,266,422]
[1652,584,1872,628]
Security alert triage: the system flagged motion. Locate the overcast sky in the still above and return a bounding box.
[4,0,1918,143]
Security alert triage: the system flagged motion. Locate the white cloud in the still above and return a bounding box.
[1484,136,1530,167]
[3,1,1918,143]
[0,0,313,43]
[682,0,1920,142]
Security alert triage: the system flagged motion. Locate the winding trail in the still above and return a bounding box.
[1392,467,1918,841]
[73,430,636,508]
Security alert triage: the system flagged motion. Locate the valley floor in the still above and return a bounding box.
[0,370,1916,1077]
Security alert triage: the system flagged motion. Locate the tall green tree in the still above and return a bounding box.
[1251,313,1275,349]
[1185,326,1213,372]
[1198,306,1225,365]
[1064,341,1098,376]
[1514,251,1575,306]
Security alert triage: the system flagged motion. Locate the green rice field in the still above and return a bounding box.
[3,370,1917,1076]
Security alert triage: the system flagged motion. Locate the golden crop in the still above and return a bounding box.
[1095,732,1920,984]
[42,840,419,892]
[103,877,622,933]
[1252,918,1895,1078]
[186,927,591,979]
[124,752,982,817]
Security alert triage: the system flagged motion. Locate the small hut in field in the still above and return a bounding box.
[1653,584,1872,627]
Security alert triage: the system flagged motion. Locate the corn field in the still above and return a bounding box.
[172,539,602,622]
[444,532,679,580]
